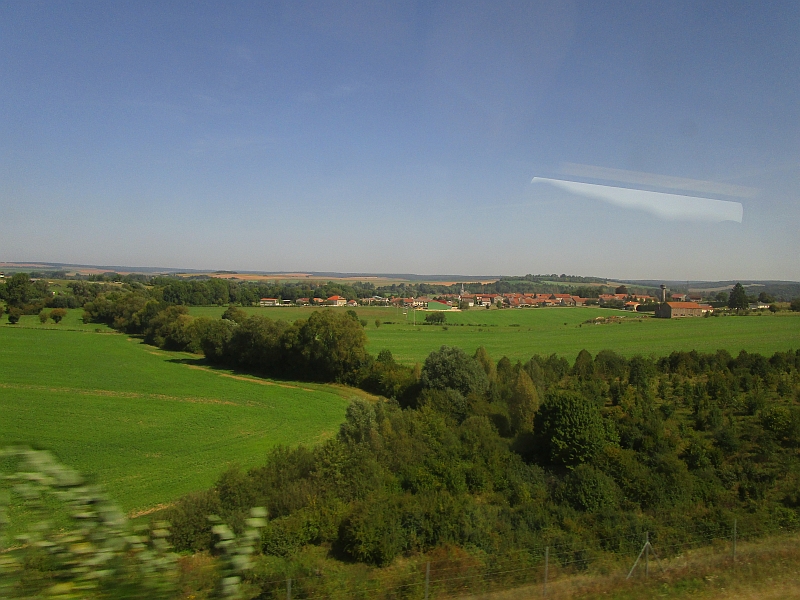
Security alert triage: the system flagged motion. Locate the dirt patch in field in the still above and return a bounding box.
[128,503,174,519]
[205,272,395,283]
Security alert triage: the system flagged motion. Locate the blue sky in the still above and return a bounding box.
[1,1,798,279]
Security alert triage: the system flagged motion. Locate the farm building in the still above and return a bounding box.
[655,301,705,318]
[259,298,278,306]
[326,295,347,306]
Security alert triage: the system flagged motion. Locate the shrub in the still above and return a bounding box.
[561,464,620,511]
[49,308,67,323]
[165,489,223,552]
[339,494,406,566]
[425,311,446,324]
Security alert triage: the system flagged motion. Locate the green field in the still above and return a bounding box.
[188,305,800,364]
[0,318,351,514]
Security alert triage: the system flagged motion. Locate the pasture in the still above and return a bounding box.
[188,305,800,364]
[0,321,350,515]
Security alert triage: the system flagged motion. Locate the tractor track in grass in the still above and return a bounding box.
[0,382,240,406]
[183,364,317,391]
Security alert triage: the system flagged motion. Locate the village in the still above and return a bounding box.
[258,285,728,319]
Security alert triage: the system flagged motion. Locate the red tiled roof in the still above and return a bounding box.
[667,302,702,308]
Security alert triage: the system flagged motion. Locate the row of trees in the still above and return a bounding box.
[0,274,117,322]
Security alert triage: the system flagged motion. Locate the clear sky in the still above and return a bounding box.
[2,1,798,280]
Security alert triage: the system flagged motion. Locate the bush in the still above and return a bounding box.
[339,494,406,566]
[561,464,620,511]
[425,311,446,324]
[165,489,223,552]
[49,308,67,323]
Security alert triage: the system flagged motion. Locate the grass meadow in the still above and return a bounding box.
[0,317,351,516]
[188,305,800,364]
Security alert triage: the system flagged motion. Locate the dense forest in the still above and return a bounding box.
[162,344,800,569]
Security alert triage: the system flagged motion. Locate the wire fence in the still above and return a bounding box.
[260,518,800,600]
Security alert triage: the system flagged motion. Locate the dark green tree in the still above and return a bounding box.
[534,391,609,467]
[420,346,489,397]
[728,282,749,310]
[571,349,595,380]
[508,369,539,433]
[758,291,775,303]
[198,318,236,362]
[2,273,47,311]
[4,273,33,307]
[424,311,446,324]
[628,355,656,391]
[790,298,800,312]
[473,346,496,380]
[49,308,67,324]
[290,310,369,382]
[221,305,247,324]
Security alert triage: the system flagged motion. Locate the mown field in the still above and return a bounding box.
[0,318,351,515]
[188,305,800,364]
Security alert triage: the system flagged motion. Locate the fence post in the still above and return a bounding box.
[424,561,430,600]
[645,531,649,579]
[286,577,291,600]
[543,546,549,596]
[732,519,737,562]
